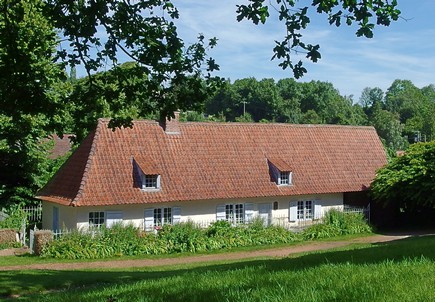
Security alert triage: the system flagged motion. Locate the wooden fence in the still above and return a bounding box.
[22,204,43,223]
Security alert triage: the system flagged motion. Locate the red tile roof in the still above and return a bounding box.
[268,158,293,172]
[47,134,74,159]
[36,119,387,207]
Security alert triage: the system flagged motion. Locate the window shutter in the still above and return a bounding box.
[144,208,154,231]
[172,207,181,224]
[216,205,226,221]
[156,175,161,189]
[289,201,297,222]
[106,211,123,228]
[314,201,322,220]
[244,203,254,223]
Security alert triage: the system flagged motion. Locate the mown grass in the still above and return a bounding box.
[2,235,435,301]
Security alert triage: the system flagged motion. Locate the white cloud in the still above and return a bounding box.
[75,1,435,99]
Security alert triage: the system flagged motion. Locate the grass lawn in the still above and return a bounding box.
[2,235,435,301]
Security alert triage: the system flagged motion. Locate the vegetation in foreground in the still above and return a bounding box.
[2,235,435,301]
[40,210,371,259]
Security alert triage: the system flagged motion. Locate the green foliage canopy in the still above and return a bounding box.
[206,78,364,125]
[371,142,435,210]
[0,0,70,207]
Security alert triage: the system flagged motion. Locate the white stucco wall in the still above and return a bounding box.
[42,193,344,230]
[42,201,78,230]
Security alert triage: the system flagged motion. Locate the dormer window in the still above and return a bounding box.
[279,171,291,185]
[268,158,293,186]
[142,174,160,190]
[133,156,161,191]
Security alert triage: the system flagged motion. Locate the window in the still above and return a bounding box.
[144,207,181,231]
[89,211,105,228]
[279,171,291,185]
[268,159,292,186]
[133,158,161,190]
[225,204,244,224]
[143,174,160,189]
[297,200,313,220]
[273,201,279,210]
[289,200,320,222]
[154,207,172,226]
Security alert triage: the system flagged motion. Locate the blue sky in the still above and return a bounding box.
[171,1,435,101]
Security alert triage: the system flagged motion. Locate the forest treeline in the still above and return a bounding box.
[195,78,435,153]
[67,66,435,154]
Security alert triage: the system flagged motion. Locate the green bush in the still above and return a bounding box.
[303,209,372,240]
[158,221,207,253]
[42,221,303,259]
[42,224,151,259]
[41,211,371,259]
[0,208,27,231]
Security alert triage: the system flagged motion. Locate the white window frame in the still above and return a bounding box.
[217,203,250,225]
[297,200,313,220]
[89,211,105,228]
[141,174,161,190]
[144,207,181,231]
[289,200,321,222]
[154,207,172,226]
[278,171,292,185]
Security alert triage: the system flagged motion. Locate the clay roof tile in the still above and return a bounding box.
[37,120,387,207]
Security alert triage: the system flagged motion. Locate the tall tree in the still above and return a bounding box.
[45,0,220,124]
[276,78,303,123]
[205,80,239,121]
[370,103,407,151]
[299,81,355,124]
[206,78,282,122]
[0,0,69,207]
[385,79,431,141]
[360,87,384,113]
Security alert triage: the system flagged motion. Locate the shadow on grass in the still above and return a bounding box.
[2,235,435,300]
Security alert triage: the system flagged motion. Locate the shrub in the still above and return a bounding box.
[0,208,27,231]
[206,220,232,237]
[158,221,207,253]
[303,209,372,240]
[41,211,370,259]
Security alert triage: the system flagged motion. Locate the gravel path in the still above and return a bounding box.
[0,233,415,271]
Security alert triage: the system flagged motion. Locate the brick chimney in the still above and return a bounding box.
[162,111,180,135]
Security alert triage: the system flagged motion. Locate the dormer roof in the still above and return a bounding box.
[268,158,293,172]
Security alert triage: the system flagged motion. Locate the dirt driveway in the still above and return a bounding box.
[0,232,420,271]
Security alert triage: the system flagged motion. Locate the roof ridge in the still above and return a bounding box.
[96,118,374,130]
[179,121,375,129]
[71,121,104,206]
[98,118,159,125]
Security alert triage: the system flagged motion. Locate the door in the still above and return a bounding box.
[258,203,272,226]
[52,206,59,231]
